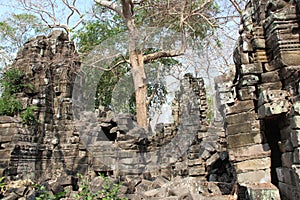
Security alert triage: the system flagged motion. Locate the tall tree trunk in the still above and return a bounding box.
[126,16,148,128]
[130,50,148,128]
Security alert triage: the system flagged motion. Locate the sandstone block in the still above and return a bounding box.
[226,111,257,124]
[278,182,300,200]
[241,63,263,74]
[237,169,271,183]
[258,82,282,92]
[227,131,262,149]
[229,144,270,162]
[245,183,280,200]
[290,130,300,147]
[261,70,281,83]
[238,86,257,100]
[234,157,271,173]
[278,139,294,152]
[258,100,290,118]
[240,75,260,86]
[258,90,289,106]
[252,38,266,49]
[291,116,300,129]
[225,100,254,115]
[276,167,299,186]
[219,92,235,104]
[227,120,260,135]
[282,152,293,167]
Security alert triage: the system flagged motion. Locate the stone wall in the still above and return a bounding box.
[0,30,84,184]
[0,31,235,199]
[216,0,300,199]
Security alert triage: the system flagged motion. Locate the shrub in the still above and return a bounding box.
[75,174,127,200]
[21,106,38,125]
[0,96,22,116]
[0,68,23,95]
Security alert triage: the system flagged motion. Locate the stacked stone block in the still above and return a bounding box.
[216,0,300,199]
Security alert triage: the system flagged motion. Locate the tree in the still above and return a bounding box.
[0,13,48,65]
[16,0,84,39]
[94,0,219,128]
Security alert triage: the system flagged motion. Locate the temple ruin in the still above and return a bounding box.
[0,0,300,199]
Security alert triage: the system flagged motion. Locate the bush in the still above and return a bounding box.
[75,174,127,200]
[21,106,38,125]
[0,68,23,95]
[0,96,22,116]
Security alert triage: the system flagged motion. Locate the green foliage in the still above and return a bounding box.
[34,184,66,200]
[0,96,22,116]
[0,13,48,53]
[0,177,6,195]
[21,106,38,125]
[0,68,24,116]
[0,68,23,95]
[72,13,125,54]
[75,173,127,200]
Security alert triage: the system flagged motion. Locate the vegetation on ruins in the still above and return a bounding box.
[75,173,127,200]
[0,68,38,124]
[0,68,23,116]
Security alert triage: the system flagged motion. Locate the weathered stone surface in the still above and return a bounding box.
[227,120,260,135]
[261,70,281,83]
[234,157,271,173]
[229,144,271,162]
[237,169,271,184]
[227,131,263,148]
[291,116,300,129]
[241,63,263,74]
[225,111,257,124]
[225,100,254,115]
[278,182,300,200]
[245,183,280,200]
[238,86,257,100]
[282,152,294,168]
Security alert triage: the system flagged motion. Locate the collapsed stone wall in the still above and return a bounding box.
[0,31,85,185]
[216,0,300,199]
[0,31,235,199]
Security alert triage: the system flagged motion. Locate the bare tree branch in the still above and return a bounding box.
[94,0,123,17]
[143,49,184,64]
